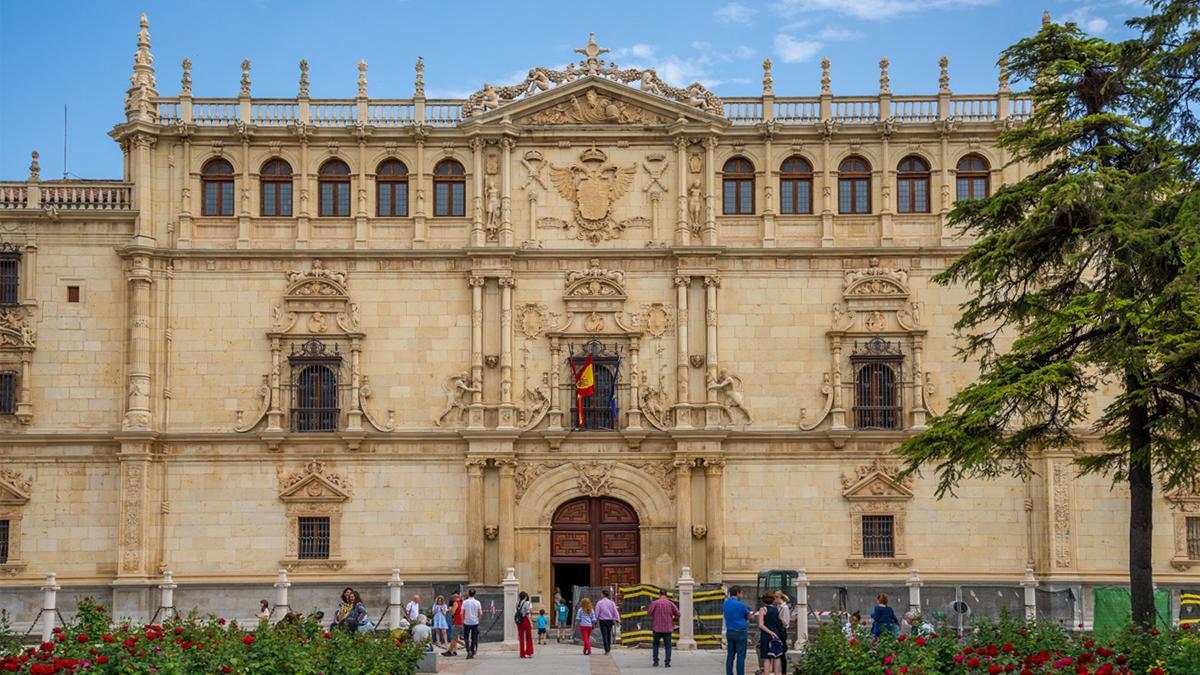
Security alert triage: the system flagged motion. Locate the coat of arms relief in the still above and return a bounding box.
[550,147,638,244]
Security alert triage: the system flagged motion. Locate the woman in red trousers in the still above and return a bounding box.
[517,591,535,658]
[576,597,596,655]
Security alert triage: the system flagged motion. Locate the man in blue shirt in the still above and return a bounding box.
[722,586,753,675]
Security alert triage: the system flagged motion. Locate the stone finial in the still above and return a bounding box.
[1042,9,1051,26]
[298,59,310,98]
[820,57,831,95]
[357,60,368,97]
[124,14,158,121]
[181,58,192,96]
[414,56,425,97]
[879,57,891,95]
[28,151,40,181]
[938,55,950,93]
[762,58,774,96]
[240,59,252,97]
[998,56,1011,94]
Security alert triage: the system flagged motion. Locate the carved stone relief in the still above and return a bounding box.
[707,366,752,425]
[523,88,672,125]
[550,147,637,244]
[1052,460,1074,569]
[575,461,614,497]
[434,371,481,427]
[632,303,674,338]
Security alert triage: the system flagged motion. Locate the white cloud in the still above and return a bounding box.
[1060,6,1110,34]
[773,34,823,63]
[715,2,757,24]
[817,26,863,41]
[616,44,723,88]
[728,45,757,60]
[692,40,713,51]
[771,0,995,21]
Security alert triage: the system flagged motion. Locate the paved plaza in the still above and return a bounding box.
[434,641,735,674]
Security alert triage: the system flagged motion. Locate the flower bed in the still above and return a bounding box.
[793,616,1200,674]
[0,599,424,674]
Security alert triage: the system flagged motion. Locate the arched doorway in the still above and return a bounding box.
[551,497,639,598]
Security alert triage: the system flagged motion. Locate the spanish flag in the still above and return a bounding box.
[569,354,595,426]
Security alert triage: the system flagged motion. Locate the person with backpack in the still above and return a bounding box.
[516,591,534,658]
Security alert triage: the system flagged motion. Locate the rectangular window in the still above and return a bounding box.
[862,515,895,558]
[569,356,619,431]
[739,181,753,214]
[435,183,465,217]
[897,180,911,213]
[956,177,970,202]
[202,181,234,216]
[298,516,330,560]
[723,181,737,214]
[781,179,811,215]
[914,180,928,212]
[377,183,408,217]
[262,183,293,217]
[67,286,80,303]
[319,182,350,217]
[0,519,8,564]
[263,183,278,217]
[0,371,15,414]
[0,255,18,305]
[840,179,870,214]
[1188,517,1200,560]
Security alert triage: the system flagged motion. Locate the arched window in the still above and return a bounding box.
[956,154,990,201]
[433,160,466,217]
[376,159,409,217]
[260,159,293,217]
[722,158,755,215]
[318,159,351,217]
[779,156,813,215]
[838,156,871,214]
[201,158,235,216]
[896,156,931,213]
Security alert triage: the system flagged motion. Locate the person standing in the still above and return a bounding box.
[758,592,785,675]
[870,594,898,638]
[646,588,680,668]
[536,609,549,644]
[723,586,753,675]
[432,595,449,647]
[556,598,570,642]
[576,597,596,655]
[405,594,422,624]
[441,591,463,657]
[462,589,482,659]
[516,591,535,658]
[594,588,621,654]
[774,591,791,673]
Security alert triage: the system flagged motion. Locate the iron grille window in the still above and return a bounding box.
[0,252,19,305]
[862,515,895,558]
[0,519,7,563]
[571,358,618,430]
[298,516,330,560]
[0,371,15,414]
[852,338,903,430]
[1188,517,1200,560]
[289,339,341,432]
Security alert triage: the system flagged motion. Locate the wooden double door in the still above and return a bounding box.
[551,497,640,588]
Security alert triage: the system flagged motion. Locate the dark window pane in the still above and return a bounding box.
[298,516,330,560]
[839,180,852,213]
[855,179,868,213]
[320,183,334,216]
[781,180,795,214]
[723,181,736,214]
[0,258,18,305]
[262,183,277,216]
[973,178,986,199]
[957,177,969,202]
[570,358,619,431]
[220,182,234,216]
[0,371,15,414]
[337,184,350,216]
[451,183,465,216]
[898,180,912,213]
[1188,517,1200,560]
[279,183,292,216]
[914,179,928,212]
[797,181,811,213]
[397,183,408,217]
[738,181,753,214]
[0,519,8,564]
[378,184,391,216]
[862,515,895,558]
[204,182,218,215]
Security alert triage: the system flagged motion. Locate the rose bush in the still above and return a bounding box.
[0,599,423,674]
[794,616,1200,675]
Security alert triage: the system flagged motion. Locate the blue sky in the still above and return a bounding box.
[0,0,1143,179]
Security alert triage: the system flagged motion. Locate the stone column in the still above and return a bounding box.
[820,134,834,247]
[502,568,519,649]
[267,337,283,432]
[910,336,928,429]
[703,275,721,428]
[1021,568,1038,621]
[21,243,37,305]
[355,138,369,248]
[413,134,427,245]
[498,277,516,428]
[157,570,177,621]
[40,573,59,643]
[272,569,291,621]
[674,136,690,246]
[346,337,363,431]
[468,274,486,428]
[626,336,643,430]
[124,255,153,431]
[762,133,776,247]
[704,458,725,583]
[830,339,847,429]
[500,137,514,247]
[677,567,697,650]
[470,138,485,246]
[548,336,563,429]
[674,458,693,571]
[497,458,517,580]
[906,568,922,617]
[131,133,157,246]
[880,133,893,245]
[674,275,691,428]
[703,137,717,246]
[296,138,311,248]
[237,137,251,248]
[795,569,810,645]
[388,569,405,630]
[178,139,193,247]
[466,458,487,583]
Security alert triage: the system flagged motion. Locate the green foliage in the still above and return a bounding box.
[0,599,423,674]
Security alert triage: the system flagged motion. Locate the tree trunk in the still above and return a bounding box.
[1127,372,1155,628]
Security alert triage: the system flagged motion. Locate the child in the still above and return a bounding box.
[536,609,548,644]
[556,601,570,642]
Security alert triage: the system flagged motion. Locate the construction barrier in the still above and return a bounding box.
[1181,590,1199,628]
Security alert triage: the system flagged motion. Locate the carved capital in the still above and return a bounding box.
[467,274,487,288]
[703,275,721,288]
[497,276,517,289]
[673,275,691,288]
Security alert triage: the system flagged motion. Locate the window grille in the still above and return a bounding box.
[0,371,15,414]
[288,339,341,432]
[298,516,330,560]
[851,337,903,430]
[862,515,895,558]
[0,248,18,306]
[1188,517,1200,560]
[569,339,621,431]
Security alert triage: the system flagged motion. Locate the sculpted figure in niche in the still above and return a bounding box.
[435,372,481,427]
[708,367,753,424]
[485,181,501,240]
[687,180,704,232]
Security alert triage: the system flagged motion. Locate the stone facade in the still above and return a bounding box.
[0,20,1193,622]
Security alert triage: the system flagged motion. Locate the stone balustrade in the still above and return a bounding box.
[0,180,132,211]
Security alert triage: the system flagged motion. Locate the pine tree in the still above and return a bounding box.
[896,2,1200,627]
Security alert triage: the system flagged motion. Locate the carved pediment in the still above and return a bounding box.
[564,258,626,299]
[842,458,914,501]
[843,257,910,300]
[273,259,360,336]
[0,469,30,504]
[520,87,673,125]
[278,460,352,503]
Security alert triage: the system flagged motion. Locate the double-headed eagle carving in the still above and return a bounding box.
[550,146,637,244]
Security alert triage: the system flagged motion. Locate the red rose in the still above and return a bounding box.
[96,656,109,664]
[101,634,114,643]
[916,637,927,646]
[243,634,255,645]
[77,634,89,643]
[38,642,54,653]
[1150,669,1165,675]
[989,666,1001,674]
[968,657,981,667]
[220,666,232,674]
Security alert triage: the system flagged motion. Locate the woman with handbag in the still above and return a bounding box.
[757,592,785,674]
[516,591,534,658]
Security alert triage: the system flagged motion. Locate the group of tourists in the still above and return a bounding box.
[722,586,795,675]
[842,593,936,639]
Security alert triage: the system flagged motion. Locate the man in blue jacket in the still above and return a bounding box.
[722,586,753,675]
